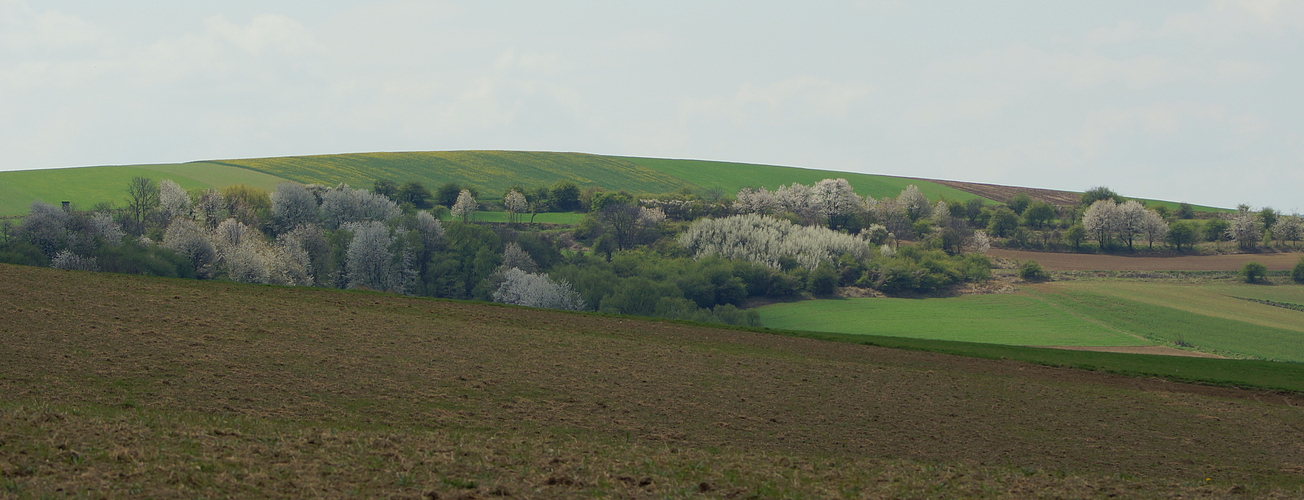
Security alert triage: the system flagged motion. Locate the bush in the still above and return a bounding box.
[1294,257,1304,284]
[1019,261,1049,282]
[1242,262,1268,283]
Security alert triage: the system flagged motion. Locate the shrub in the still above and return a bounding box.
[1019,261,1049,282]
[1242,261,1268,283]
[1294,257,1304,284]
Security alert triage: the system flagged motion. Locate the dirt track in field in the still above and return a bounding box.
[3,264,1304,491]
[990,248,1304,271]
[1035,345,1227,358]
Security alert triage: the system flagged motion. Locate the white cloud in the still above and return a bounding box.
[204,14,318,56]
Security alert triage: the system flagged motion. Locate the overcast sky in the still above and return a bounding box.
[2,1,1301,211]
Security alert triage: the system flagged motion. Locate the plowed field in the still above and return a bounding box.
[2,264,1304,498]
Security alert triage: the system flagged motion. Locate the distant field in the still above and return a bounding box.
[756,294,1151,347]
[990,249,1304,271]
[620,156,987,202]
[209,151,693,199]
[4,264,1304,497]
[0,163,289,215]
[1027,282,1304,362]
[756,280,1304,362]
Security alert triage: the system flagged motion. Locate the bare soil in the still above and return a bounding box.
[990,248,1304,271]
[923,178,1083,205]
[3,264,1304,497]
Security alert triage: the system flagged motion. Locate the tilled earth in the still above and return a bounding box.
[2,264,1304,498]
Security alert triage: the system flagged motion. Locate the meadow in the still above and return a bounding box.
[0,163,287,215]
[619,156,984,202]
[756,280,1304,363]
[3,263,1304,498]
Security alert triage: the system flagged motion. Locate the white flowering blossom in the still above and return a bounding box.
[678,214,870,269]
[492,267,587,311]
[451,189,477,222]
[51,249,99,272]
[163,217,216,278]
[271,182,319,232]
[319,186,401,229]
[344,220,414,293]
[158,179,191,221]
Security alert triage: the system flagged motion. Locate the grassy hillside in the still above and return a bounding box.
[3,264,1304,497]
[756,281,1304,362]
[208,151,693,198]
[621,156,985,201]
[0,163,288,215]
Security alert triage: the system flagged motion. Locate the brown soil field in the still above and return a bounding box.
[990,248,1304,272]
[923,179,1083,206]
[3,264,1304,498]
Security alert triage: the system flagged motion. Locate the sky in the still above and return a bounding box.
[1,0,1301,212]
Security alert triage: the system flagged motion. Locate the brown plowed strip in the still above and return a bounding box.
[1033,345,1226,358]
[921,178,1082,205]
[990,248,1304,271]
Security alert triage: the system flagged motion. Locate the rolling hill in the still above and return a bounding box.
[3,263,1304,497]
[0,150,1214,216]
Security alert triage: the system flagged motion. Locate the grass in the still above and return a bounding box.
[3,264,1304,496]
[1025,283,1304,363]
[755,294,1151,347]
[620,156,988,202]
[208,151,693,199]
[0,163,289,216]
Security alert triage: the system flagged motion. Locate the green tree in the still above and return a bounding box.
[372,179,398,199]
[436,183,463,208]
[551,182,581,212]
[1019,260,1049,282]
[1166,221,1198,252]
[1021,201,1056,230]
[1293,257,1304,284]
[1203,219,1229,242]
[396,181,434,209]
[1242,261,1268,283]
[1080,186,1122,206]
[1063,224,1086,251]
[1006,193,1032,215]
[986,207,1019,238]
[1176,202,1196,219]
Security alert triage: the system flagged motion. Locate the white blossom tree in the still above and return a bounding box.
[1272,215,1303,248]
[1082,199,1120,249]
[51,249,99,272]
[158,179,191,222]
[319,186,401,229]
[678,214,870,269]
[1225,206,1263,250]
[504,189,527,224]
[492,267,586,311]
[809,178,862,226]
[451,189,477,222]
[344,220,414,293]
[1115,200,1147,251]
[163,217,217,278]
[898,185,931,221]
[733,187,779,215]
[1138,210,1169,250]
[271,182,318,233]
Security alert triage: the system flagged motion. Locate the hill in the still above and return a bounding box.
[0,163,288,216]
[3,264,1304,497]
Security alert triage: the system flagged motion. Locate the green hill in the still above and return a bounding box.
[0,163,289,216]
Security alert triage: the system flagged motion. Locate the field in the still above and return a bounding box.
[0,163,288,216]
[4,264,1304,497]
[755,294,1151,347]
[990,249,1304,272]
[930,179,1229,212]
[755,280,1304,363]
[620,156,985,202]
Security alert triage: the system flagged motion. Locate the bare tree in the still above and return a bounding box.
[124,176,159,235]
